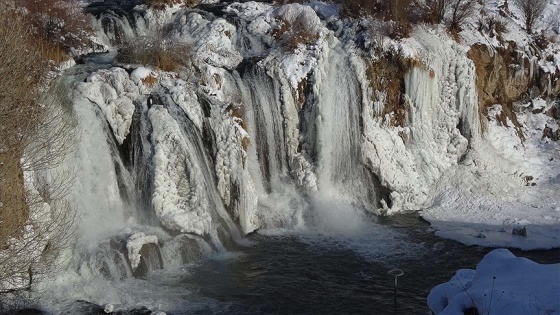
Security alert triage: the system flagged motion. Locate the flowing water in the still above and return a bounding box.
[42,212,559,315]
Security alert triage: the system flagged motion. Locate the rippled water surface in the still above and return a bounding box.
[145,214,559,315]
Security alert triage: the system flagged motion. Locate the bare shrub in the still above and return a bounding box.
[272,18,320,50]
[0,8,76,293]
[116,36,192,72]
[447,0,478,33]
[19,0,93,55]
[145,0,198,10]
[415,0,477,34]
[513,0,548,35]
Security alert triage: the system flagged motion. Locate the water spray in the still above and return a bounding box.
[388,268,404,314]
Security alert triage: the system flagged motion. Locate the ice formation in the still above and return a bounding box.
[66,0,560,250]
[76,68,138,144]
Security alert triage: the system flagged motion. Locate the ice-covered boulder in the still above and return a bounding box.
[76,68,139,144]
[428,249,560,315]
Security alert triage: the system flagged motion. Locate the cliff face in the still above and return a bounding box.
[469,42,560,138]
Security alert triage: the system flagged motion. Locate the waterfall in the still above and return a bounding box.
[234,61,307,231]
[30,3,485,310]
[65,82,131,241]
[313,39,378,206]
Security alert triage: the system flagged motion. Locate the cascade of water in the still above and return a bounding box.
[312,39,378,209]
[234,63,307,230]
[66,92,131,241]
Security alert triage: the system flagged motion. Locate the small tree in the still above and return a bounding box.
[0,7,76,294]
[20,0,93,56]
[514,0,548,34]
[446,0,478,33]
[416,0,477,33]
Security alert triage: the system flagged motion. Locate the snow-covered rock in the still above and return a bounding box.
[126,232,159,271]
[428,249,560,315]
[149,106,212,236]
[76,68,139,144]
[361,26,478,212]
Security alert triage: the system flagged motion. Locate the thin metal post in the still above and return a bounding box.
[388,268,404,315]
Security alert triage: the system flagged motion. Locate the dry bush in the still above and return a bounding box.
[414,0,477,34]
[19,0,93,55]
[116,36,192,72]
[513,0,548,35]
[272,18,320,50]
[0,8,76,293]
[145,0,198,10]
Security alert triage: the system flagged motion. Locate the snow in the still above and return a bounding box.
[149,106,212,236]
[421,99,560,250]
[361,26,479,212]
[173,12,242,69]
[428,249,560,315]
[76,68,139,144]
[159,78,204,131]
[126,233,159,270]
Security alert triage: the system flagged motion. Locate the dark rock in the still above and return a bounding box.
[512,226,527,237]
[69,301,159,315]
[131,243,164,278]
[10,309,44,315]
[114,306,152,315]
[542,125,560,141]
[71,300,105,314]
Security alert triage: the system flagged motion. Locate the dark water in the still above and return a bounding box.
[152,213,559,315]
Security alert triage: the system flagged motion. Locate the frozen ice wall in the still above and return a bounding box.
[76,2,486,238]
[361,27,479,212]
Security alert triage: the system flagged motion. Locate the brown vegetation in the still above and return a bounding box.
[279,0,475,39]
[0,6,76,293]
[366,53,416,130]
[20,0,93,56]
[116,36,192,72]
[272,18,320,50]
[513,0,548,35]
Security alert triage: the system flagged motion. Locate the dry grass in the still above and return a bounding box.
[142,74,159,87]
[20,0,93,55]
[272,18,320,51]
[145,0,198,10]
[117,36,192,72]
[0,7,77,292]
[0,154,28,246]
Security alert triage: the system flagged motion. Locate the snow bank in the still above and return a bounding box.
[428,249,560,315]
[174,12,242,69]
[76,68,139,144]
[422,99,560,250]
